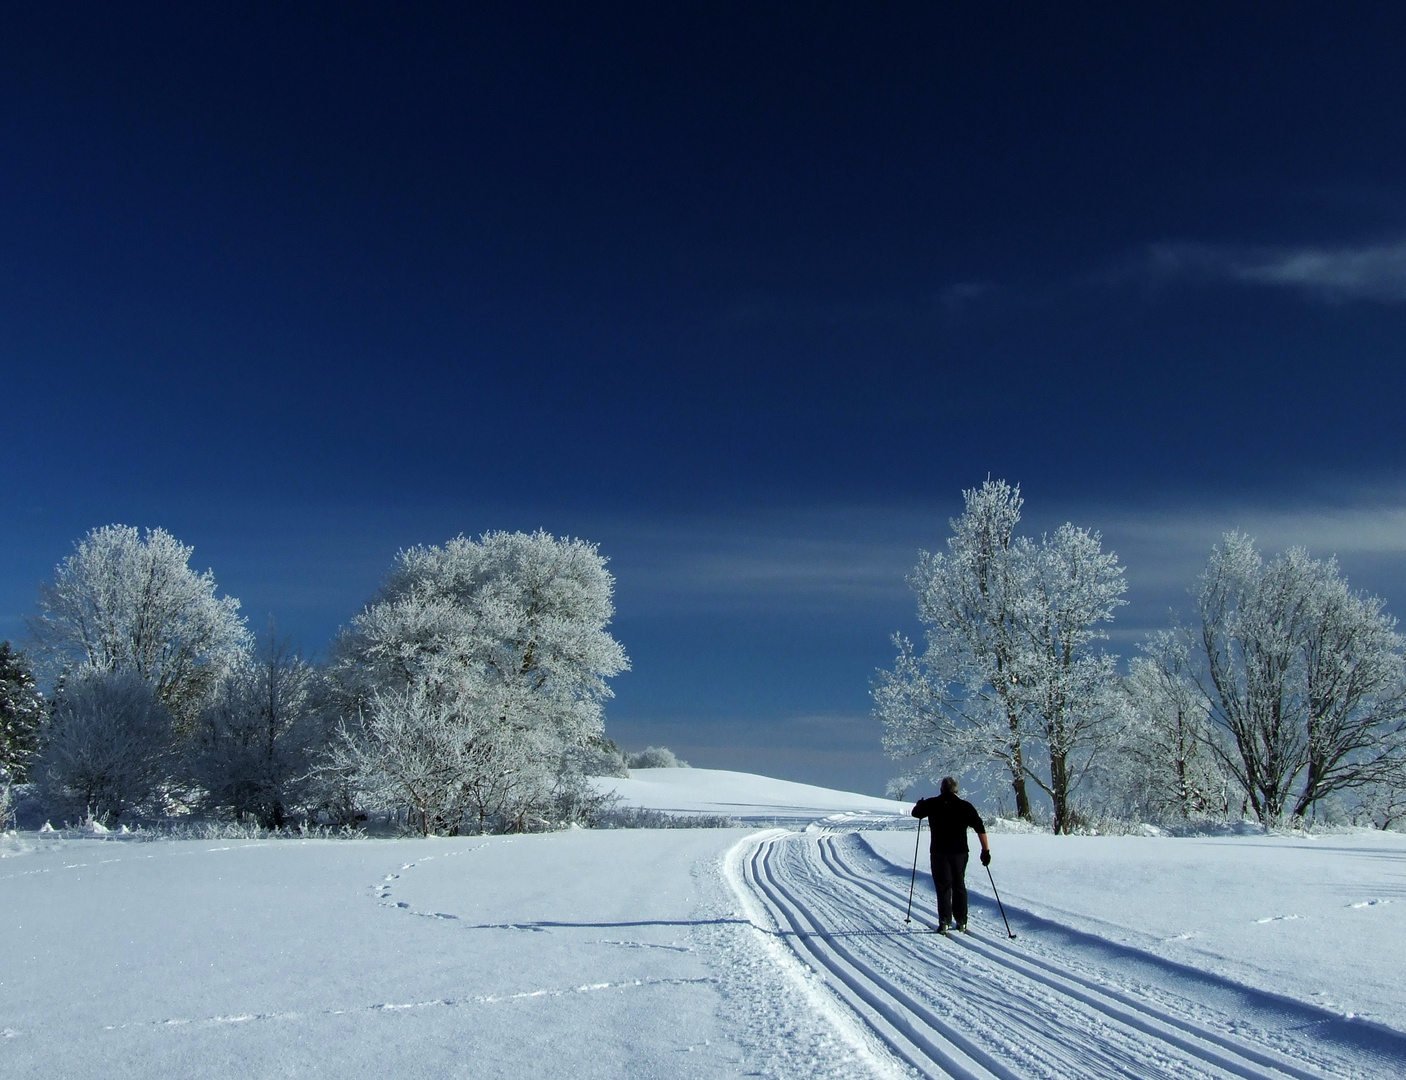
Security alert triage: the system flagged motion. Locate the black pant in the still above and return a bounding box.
[930,849,969,926]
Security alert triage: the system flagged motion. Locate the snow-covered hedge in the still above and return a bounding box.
[627,746,688,769]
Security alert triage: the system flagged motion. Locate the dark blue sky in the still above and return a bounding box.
[4,5,1406,794]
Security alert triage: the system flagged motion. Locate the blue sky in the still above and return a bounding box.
[4,5,1406,795]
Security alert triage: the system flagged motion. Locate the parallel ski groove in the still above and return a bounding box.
[815,837,1332,1080]
[752,835,1223,1080]
[741,830,1350,1080]
[745,836,1001,1080]
[766,836,1238,1080]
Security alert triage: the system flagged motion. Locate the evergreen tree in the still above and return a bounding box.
[0,641,45,782]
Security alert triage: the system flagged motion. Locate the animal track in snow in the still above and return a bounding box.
[96,977,721,1035]
[592,939,692,953]
[371,844,494,919]
[378,905,459,920]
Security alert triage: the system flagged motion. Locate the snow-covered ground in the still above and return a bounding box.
[2,768,1404,1079]
[788,828,1406,1079]
[865,829,1406,1034]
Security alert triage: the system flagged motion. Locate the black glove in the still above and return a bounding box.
[980,850,991,866]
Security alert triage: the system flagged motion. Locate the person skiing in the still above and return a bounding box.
[911,776,990,933]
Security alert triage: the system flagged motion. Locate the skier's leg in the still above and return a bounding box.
[931,851,954,925]
[951,851,970,926]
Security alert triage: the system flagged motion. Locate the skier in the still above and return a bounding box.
[911,776,990,933]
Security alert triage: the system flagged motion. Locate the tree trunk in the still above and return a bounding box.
[1050,749,1069,834]
[1012,774,1031,820]
[1010,738,1032,820]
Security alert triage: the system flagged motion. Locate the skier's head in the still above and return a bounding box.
[940,776,959,796]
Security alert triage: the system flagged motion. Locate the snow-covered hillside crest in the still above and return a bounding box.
[592,766,909,824]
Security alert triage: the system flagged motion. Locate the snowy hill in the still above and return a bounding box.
[2,768,1404,1080]
[591,767,908,823]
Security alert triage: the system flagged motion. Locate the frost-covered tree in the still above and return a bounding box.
[34,671,175,820]
[875,480,1037,818]
[331,530,629,834]
[1016,523,1127,833]
[1193,533,1406,823]
[0,641,45,782]
[31,526,249,731]
[190,633,325,828]
[1109,632,1229,824]
[575,734,629,778]
[874,480,1127,832]
[1293,554,1406,818]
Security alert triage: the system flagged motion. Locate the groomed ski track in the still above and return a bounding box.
[728,829,1406,1080]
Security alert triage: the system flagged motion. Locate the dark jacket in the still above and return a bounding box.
[912,792,986,854]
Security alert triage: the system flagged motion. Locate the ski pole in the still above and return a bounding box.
[985,863,1016,939]
[904,817,922,924]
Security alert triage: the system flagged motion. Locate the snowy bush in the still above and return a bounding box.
[30,525,249,731]
[188,635,327,828]
[328,531,629,834]
[627,746,688,769]
[34,671,176,821]
[325,684,620,834]
[587,805,735,828]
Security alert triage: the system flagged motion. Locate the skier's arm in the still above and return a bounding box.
[966,803,990,862]
[965,802,987,847]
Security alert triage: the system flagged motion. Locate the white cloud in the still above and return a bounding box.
[1077,499,1406,642]
[604,508,932,615]
[1236,243,1406,300]
[1148,239,1406,303]
[603,492,1406,627]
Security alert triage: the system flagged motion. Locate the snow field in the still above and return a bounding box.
[864,829,1406,1035]
[0,827,877,1079]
